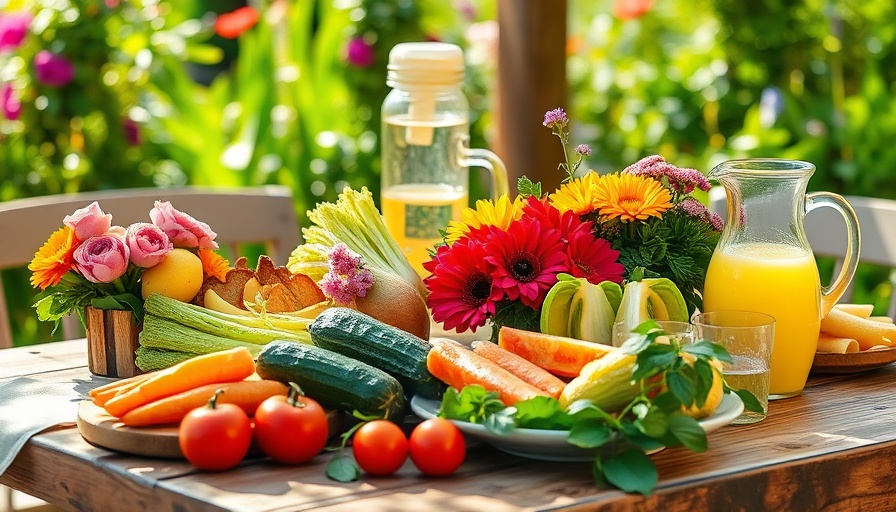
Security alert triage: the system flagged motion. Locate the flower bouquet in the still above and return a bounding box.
[423,108,722,337]
[29,200,227,330]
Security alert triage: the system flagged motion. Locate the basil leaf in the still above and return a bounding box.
[666,369,697,407]
[484,410,516,435]
[633,343,678,380]
[635,406,668,439]
[650,391,682,413]
[326,453,360,483]
[568,418,612,448]
[601,448,658,496]
[683,340,732,363]
[734,388,765,413]
[692,358,715,408]
[514,396,572,430]
[667,413,707,452]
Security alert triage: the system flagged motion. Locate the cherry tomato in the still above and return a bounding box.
[179,389,252,471]
[352,420,408,475]
[254,384,329,464]
[408,418,466,476]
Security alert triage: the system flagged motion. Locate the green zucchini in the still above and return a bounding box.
[308,307,444,399]
[255,340,405,421]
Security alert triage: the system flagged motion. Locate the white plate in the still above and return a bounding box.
[410,392,744,462]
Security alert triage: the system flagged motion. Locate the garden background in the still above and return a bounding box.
[3,0,895,346]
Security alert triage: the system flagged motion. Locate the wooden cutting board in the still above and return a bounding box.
[77,400,344,459]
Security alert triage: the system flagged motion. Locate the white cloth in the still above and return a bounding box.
[0,376,85,475]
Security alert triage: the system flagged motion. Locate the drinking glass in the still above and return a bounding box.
[692,310,775,425]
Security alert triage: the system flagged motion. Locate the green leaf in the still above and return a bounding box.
[650,391,683,412]
[568,418,612,448]
[666,413,707,452]
[734,388,765,413]
[667,367,697,407]
[684,340,733,363]
[326,453,360,483]
[514,396,572,430]
[439,385,505,424]
[633,343,678,380]
[601,448,658,495]
[517,176,543,198]
[484,410,517,435]
[692,358,715,408]
[635,406,668,439]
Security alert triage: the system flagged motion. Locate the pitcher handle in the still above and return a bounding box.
[806,192,861,315]
[458,142,510,200]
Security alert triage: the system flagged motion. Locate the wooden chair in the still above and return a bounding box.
[0,185,301,512]
[709,188,896,317]
[0,185,302,349]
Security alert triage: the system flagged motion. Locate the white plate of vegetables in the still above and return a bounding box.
[410,392,743,462]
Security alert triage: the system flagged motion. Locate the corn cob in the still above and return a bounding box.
[559,349,639,412]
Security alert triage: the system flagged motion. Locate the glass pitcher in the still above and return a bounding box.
[381,42,508,276]
[702,159,860,399]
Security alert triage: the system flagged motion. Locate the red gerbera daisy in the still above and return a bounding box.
[485,219,569,309]
[566,229,625,284]
[424,237,503,333]
[522,195,593,242]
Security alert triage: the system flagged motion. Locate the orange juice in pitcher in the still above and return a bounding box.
[702,159,860,399]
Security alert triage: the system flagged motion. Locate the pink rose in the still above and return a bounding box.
[125,223,172,267]
[1,83,20,121]
[150,201,218,250]
[64,201,113,242]
[73,234,130,283]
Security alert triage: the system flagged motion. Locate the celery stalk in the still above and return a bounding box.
[288,187,425,297]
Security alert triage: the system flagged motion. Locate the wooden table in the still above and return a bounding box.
[3,340,896,511]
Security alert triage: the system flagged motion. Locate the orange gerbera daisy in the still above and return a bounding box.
[550,172,601,215]
[199,248,231,282]
[444,195,524,244]
[593,173,673,222]
[28,226,77,290]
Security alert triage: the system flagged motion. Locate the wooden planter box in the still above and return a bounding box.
[85,307,142,378]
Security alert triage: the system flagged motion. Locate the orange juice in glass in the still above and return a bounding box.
[703,242,821,397]
[703,159,860,399]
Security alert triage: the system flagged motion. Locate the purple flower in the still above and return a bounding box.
[574,144,592,156]
[320,243,374,304]
[623,155,710,194]
[1,83,21,120]
[0,12,31,52]
[543,108,568,129]
[33,51,75,88]
[345,37,375,68]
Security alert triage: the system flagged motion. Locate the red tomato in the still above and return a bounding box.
[254,391,329,464]
[352,420,408,475]
[408,418,466,476]
[179,391,252,471]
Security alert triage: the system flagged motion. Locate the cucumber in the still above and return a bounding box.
[309,307,445,399]
[255,340,405,421]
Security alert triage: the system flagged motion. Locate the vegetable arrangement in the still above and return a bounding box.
[432,321,763,495]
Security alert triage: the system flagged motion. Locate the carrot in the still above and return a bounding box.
[471,340,566,399]
[89,371,157,398]
[92,376,154,407]
[120,379,288,427]
[103,347,256,418]
[427,338,548,406]
[820,308,896,351]
[497,326,615,377]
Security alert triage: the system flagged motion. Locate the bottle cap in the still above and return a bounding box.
[387,42,465,88]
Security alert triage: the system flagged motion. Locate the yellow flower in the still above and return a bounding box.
[28,226,77,290]
[199,248,231,282]
[593,173,673,222]
[444,195,524,244]
[550,172,602,215]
